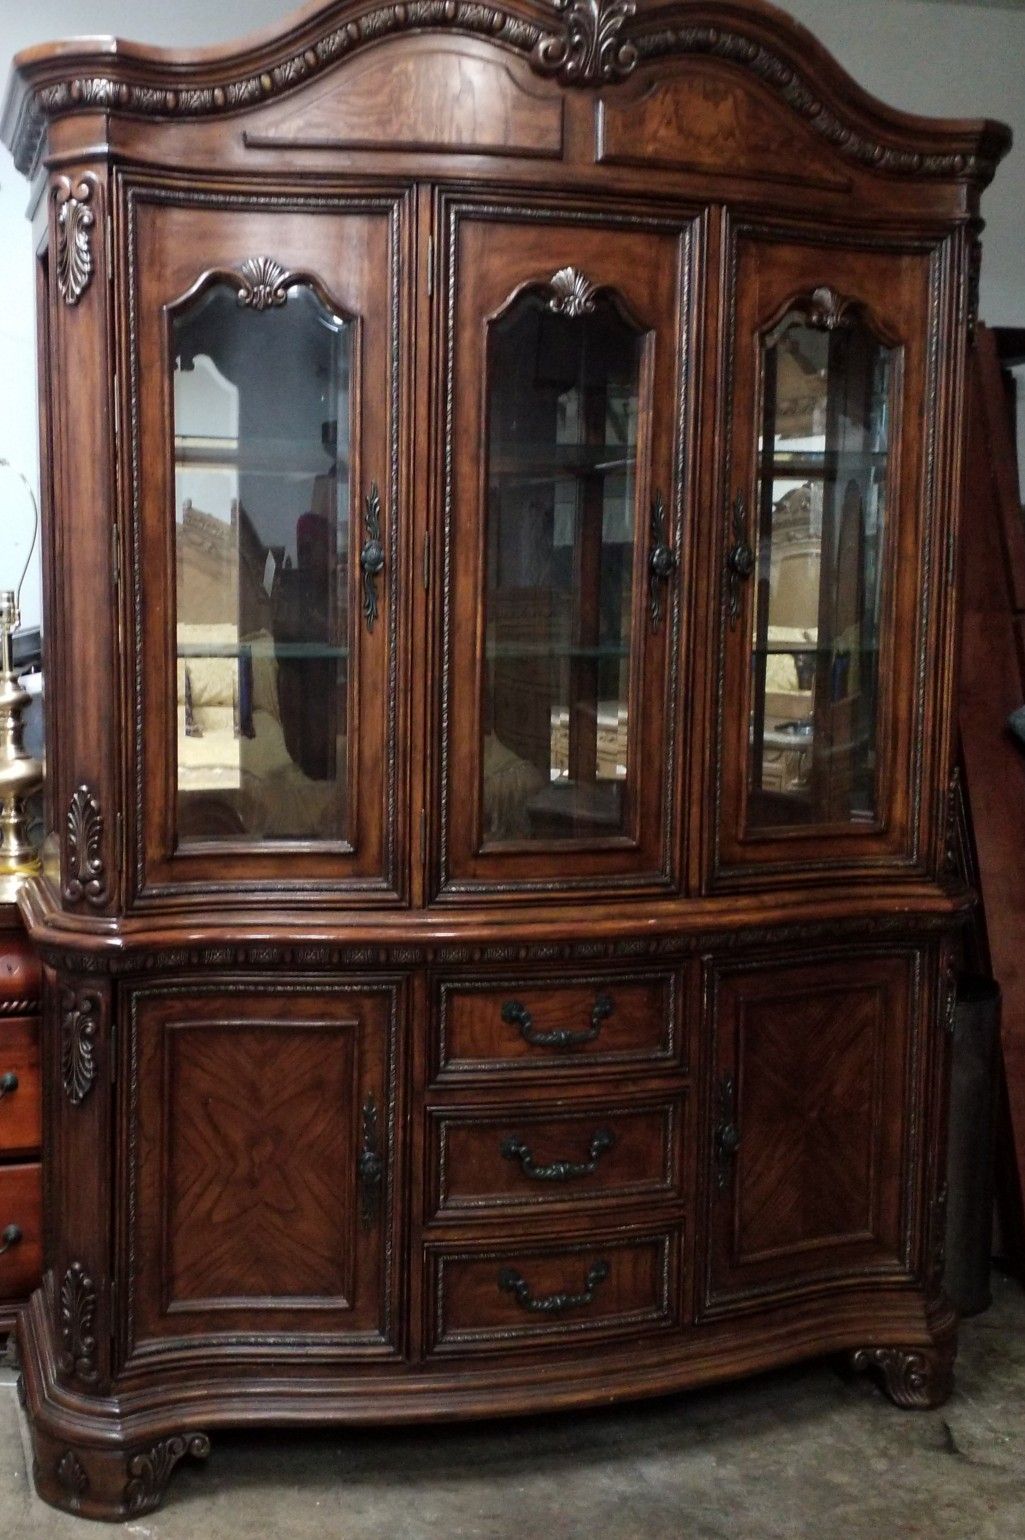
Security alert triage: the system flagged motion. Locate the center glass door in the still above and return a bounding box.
[438,206,694,898]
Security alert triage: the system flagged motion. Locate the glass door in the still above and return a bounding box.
[438,207,694,897]
[130,195,405,901]
[715,234,933,883]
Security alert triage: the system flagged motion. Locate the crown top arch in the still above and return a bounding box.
[1,0,1011,185]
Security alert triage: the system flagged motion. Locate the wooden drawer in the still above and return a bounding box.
[434,971,684,1083]
[0,1019,41,1158]
[426,1093,685,1220]
[425,1226,682,1354]
[0,1162,42,1301]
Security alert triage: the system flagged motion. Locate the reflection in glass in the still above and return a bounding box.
[173,281,352,842]
[482,287,643,842]
[748,306,893,829]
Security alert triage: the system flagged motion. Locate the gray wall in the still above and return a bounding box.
[2,0,1022,630]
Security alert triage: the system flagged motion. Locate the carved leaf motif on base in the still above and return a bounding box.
[58,1262,99,1384]
[123,1435,212,1516]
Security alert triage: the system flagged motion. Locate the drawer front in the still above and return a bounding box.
[0,1019,41,1158]
[435,971,683,1082]
[427,1094,685,1220]
[425,1227,682,1354]
[0,1162,42,1301]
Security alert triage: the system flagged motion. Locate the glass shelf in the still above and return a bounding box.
[177,640,350,660]
[487,643,630,661]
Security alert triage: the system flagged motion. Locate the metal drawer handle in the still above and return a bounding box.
[498,1259,610,1315]
[0,1224,22,1256]
[501,994,613,1051]
[500,1128,615,1182]
[0,1072,18,1102]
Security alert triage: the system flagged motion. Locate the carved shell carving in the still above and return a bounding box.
[533,0,638,84]
[61,989,99,1107]
[548,266,598,318]
[63,785,108,908]
[53,177,96,307]
[236,257,292,310]
[124,1435,212,1516]
[58,1261,98,1384]
[806,285,855,331]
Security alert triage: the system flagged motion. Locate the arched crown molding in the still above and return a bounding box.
[0,0,1011,184]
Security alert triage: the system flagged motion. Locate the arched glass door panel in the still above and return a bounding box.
[483,280,643,844]
[173,274,354,845]
[747,294,894,831]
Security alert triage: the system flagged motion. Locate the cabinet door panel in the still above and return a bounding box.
[122,982,402,1359]
[714,230,936,883]
[129,191,406,900]
[704,953,915,1313]
[437,203,696,898]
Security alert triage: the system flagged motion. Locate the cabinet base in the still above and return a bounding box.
[15,1283,958,1521]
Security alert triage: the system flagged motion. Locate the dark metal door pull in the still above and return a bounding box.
[498,1259,610,1314]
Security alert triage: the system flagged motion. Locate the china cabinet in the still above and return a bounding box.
[1,0,1009,1518]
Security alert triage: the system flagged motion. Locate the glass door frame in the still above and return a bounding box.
[123,180,410,907]
[431,193,699,903]
[711,221,942,889]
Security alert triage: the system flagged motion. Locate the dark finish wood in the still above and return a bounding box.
[0,1161,43,1302]
[705,952,915,1312]
[1,0,1007,1517]
[958,323,1025,1276]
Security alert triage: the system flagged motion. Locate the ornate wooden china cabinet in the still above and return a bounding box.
[2,0,1008,1519]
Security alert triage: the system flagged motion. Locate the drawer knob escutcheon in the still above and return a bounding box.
[0,1224,22,1256]
[0,1072,18,1102]
[498,1259,610,1315]
[500,1127,615,1182]
[501,994,613,1051]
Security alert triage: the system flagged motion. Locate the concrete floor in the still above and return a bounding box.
[1,1275,1023,1538]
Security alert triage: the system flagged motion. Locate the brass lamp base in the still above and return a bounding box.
[0,588,43,898]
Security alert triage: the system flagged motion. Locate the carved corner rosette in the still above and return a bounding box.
[58,1261,99,1384]
[533,0,638,85]
[124,1434,211,1517]
[60,987,100,1107]
[63,785,109,909]
[52,175,97,307]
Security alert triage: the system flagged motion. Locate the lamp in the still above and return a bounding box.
[0,460,43,900]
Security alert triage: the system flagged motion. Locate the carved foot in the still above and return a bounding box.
[850,1341,955,1410]
[27,1421,211,1520]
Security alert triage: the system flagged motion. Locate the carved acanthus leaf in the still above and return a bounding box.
[53,177,95,307]
[58,1262,98,1384]
[124,1435,211,1516]
[533,0,638,84]
[56,1450,89,1506]
[63,785,108,909]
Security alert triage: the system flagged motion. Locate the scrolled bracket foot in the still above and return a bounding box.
[850,1340,955,1410]
[26,1421,212,1520]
